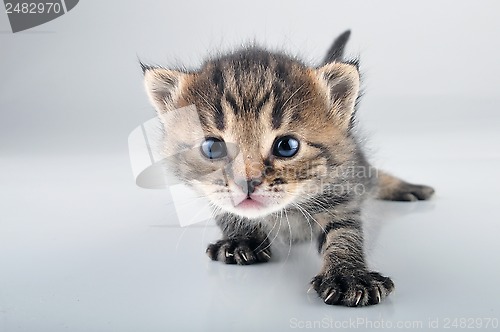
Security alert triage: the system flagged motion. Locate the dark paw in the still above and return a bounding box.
[206,238,271,265]
[311,269,394,307]
[387,183,435,201]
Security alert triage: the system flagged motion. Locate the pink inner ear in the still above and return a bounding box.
[144,68,187,114]
[316,63,360,131]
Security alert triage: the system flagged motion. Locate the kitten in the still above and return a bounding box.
[141,30,434,307]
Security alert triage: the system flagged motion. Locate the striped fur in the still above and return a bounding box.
[142,30,434,307]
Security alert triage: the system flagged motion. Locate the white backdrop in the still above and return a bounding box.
[1,0,499,154]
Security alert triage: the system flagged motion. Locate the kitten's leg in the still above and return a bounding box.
[376,171,434,201]
[312,212,394,306]
[206,214,271,265]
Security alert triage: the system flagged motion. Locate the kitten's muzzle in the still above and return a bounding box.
[235,178,263,196]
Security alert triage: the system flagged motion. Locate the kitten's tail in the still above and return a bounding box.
[323,30,351,64]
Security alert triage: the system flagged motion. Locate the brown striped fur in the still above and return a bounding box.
[142,31,434,306]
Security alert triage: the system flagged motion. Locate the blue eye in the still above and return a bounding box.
[201,137,227,159]
[273,136,300,158]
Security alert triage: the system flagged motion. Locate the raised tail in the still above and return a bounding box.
[323,30,351,64]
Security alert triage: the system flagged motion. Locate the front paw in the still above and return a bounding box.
[206,238,271,265]
[311,269,394,306]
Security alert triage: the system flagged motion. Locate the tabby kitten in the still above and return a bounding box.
[142,30,434,307]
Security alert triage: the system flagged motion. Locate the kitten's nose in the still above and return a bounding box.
[236,178,263,195]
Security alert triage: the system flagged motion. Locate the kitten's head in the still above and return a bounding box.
[143,48,360,219]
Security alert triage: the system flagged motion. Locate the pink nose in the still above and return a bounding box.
[236,178,263,195]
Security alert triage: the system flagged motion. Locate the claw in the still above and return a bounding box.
[224,249,233,258]
[240,251,248,262]
[354,290,363,306]
[325,290,336,303]
[307,285,314,294]
[259,250,271,260]
[377,284,384,298]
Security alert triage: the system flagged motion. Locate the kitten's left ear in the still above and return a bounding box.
[142,65,188,115]
[316,62,360,131]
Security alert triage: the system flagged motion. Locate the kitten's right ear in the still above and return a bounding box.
[316,62,360,132]
[142,64,187,114]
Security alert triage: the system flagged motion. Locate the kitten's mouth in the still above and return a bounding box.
[235,197,264,209]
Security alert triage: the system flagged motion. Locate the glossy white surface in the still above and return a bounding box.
[2,102,500,331]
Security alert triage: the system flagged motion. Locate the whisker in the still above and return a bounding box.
[174,227,189,252]
[194,90,221,117]
[260,209,283,253]
[255,216,278,252]
[282,83,306,109]
[292,202,315,253]
[286,97,315,114]
[281,208,293,267]
[201,203,222,247]
[299,205,326,234]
